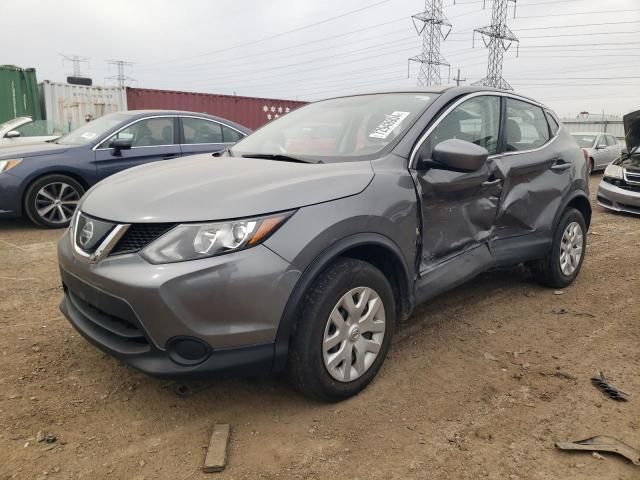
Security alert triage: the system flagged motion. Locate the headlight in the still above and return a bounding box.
[603,164,624,179]
[140,212,293,264]
[0,158,22,173]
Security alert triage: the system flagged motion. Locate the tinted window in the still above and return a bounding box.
[231,93,437,162]
[421,95,501,158]
[505,99,550,151]
[103,117,175,148]
[182,117,223,144]
[222,124,244,143]
[545,111,559,136]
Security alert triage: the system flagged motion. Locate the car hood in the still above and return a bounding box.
[0,142,72,158]
[623,109,640,153]
[81,155,375,223]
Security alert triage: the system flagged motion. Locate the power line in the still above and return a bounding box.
[142,0,395,66]
[408,0,452,86]
[60,54,89,77]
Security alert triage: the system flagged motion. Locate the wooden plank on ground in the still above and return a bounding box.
[203,424,231,473]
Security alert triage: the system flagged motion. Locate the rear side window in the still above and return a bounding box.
[505,99,550,151]
[421,95,501,159]
[182,117,223,144]
[545,111,560,136]
[605,135,617,146]
[222,125,244,143]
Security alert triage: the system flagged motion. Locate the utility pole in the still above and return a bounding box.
[473,0,519,90]
[61,54,89,77]
[452,68,466,86]
[408,0,452,86]
[106,59,135,88]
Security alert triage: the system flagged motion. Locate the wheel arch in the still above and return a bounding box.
[556,190,592,231]
[22,170,90,205]
[272,233,414,373]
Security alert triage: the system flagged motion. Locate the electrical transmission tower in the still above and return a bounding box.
[473,0,519,90]
[408,0,452,87]
[61,54,90,77]
[106,59,135,87]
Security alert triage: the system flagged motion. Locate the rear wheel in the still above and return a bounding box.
[24,174,84,228]
[288,258,395,402]
[588,158,594,175]
[530,208,586,288]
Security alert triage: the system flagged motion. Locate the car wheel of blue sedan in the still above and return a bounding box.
[24,174,84,228]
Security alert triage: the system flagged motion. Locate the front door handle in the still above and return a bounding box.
[550,159,571,171]
[481,178,502,188]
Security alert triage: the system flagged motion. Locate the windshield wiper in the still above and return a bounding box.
[241,153,313,164]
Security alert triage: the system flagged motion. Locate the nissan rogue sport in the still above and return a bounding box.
[57,86,591,401]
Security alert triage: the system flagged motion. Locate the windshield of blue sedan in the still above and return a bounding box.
[231,93,437,162]
[55,113,131,146]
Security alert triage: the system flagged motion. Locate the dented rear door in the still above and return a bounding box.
[492,98,571,243]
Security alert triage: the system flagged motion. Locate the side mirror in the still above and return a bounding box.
[5,130,20,138]
[596,144,607,150]
[430,139,489,172]
[110,138,132,155]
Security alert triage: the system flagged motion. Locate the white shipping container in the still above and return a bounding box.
[39,81,127,131]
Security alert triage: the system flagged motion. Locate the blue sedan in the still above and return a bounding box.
[0,110,250,227]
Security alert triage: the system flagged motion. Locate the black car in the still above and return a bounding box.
[0,110,250,227]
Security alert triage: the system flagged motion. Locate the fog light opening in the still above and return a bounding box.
[167,337,212,366]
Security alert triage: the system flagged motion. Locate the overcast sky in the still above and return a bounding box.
[2,0,639,117]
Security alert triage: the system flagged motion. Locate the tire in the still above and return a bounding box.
[588,158,594,175]
[288,258,395,402]
[530,208,586,288]
[24,174,84,228]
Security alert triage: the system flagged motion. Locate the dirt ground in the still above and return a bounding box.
[1,173,639,480]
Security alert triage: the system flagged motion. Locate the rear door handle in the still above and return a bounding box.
[550,159,571,171]
[481,178,502,188]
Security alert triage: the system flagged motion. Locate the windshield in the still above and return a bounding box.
[231,93,437,162]
[55,113,130,146]
[571,134,597,148]
[0,117,29,131]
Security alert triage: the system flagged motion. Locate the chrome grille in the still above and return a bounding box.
[625,169,640,185]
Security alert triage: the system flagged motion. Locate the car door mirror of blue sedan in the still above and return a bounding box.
[110,138,132,155]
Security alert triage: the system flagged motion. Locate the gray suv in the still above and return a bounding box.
[57,86,591,401]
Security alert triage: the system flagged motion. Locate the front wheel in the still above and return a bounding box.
[530,208,586,288]
[24,174,84,228]
[288,258,395,402]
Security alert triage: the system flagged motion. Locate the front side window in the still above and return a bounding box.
[505,99,550,151]
[231,93,437,162]
[103,117,175,148]
[182,117,223,144]
[605,135,617,146]
[571,134,597,148]
[420,95,501,159]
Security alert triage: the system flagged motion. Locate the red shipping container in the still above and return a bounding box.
[126,87,307,130]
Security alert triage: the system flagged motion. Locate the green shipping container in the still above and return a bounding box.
[0,65,43,123]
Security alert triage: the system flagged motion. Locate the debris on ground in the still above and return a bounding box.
[36,431,56,444]
[555,435,640,466]
[203,424,231,473]
[483,352,498,361]
[553,290,564,295]
[591,372,630,402]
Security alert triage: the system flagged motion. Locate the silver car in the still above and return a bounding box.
[597,110,640,215]
[0,116,66,147]
[571,131,621,174]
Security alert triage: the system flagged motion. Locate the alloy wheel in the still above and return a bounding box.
[322,286,386,382]
[35,182,80,225]
[559,221,584,276]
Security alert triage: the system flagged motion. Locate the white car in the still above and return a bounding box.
[0,117,66,147]
[571,132,621,174]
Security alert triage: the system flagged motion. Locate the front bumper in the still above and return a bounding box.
[0,172,23,218]
[597,179,640,215]
[57,229,301,377]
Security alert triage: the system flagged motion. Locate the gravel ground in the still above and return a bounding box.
[1,174,639,480]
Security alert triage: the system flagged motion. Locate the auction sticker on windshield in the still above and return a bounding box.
[369,111,410,139]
